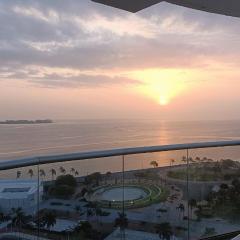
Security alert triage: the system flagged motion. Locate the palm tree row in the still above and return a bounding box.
[17,166,80,180]
[181,156,214,164]
[148,156,213,168]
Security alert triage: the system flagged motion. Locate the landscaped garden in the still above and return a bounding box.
[197,179,240,220]
[167,158,240,182]
[87,183,169,209]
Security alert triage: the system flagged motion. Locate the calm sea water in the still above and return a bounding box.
[0,119,240,177]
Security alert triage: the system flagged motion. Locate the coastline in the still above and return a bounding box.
[0,119,53,124]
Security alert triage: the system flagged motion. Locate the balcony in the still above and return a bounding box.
[0,140,239,240]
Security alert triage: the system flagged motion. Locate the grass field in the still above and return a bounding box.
[167,168,224,181]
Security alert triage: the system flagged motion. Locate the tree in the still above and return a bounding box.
[75,205,81,214]
[150,160,158,168]
[50,168,57,180]
[59,166,66,175]
[16,170,21,179]
[176,203,185,219]
[106,171,112,178]
[55,174,77,187]
[39,169,46,179]
[105,171,112,184]
[202,157,208,162]
[86,208,94,220]
[70,168,75,175]
[114,212,128,231]
[195,157,201,162]
[189,199,197,218]
[95,206,103,223]
[189,157,194,163]
[11,208,29,230]
[0,212,7,222]
[51,174,77,199]
[74,170,79,177]
[155,222,173,240]
[85,172,102,186]
[28,169,34,178]
[170,159,175,168]
[182,156,187,163]
[72,221,93,238]
[220,183,229,190]
[203,227,217,237]
[52,185,75,199]
[40,211,56,230]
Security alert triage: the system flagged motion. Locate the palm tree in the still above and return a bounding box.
[95,206,102,223]
[195,156,201,162]
[16,170,21,179]
[202,157,208,162]
[105,171,112,184]
[75,205,81,215]
[86,208,94,220]
[11,207,28,230]
[70,167,75,175]
[0,212,5,222]
[72,221,93,238]
[28,169,34,178]
[170,159,175,168]
[40,211,56,230]
[114,212,128,231]
[39,169,46,180]
[189,199,197,218]
[59,166,66,175]
[182,156,187,163]
[50,168,57,180]
[176,203,185,219]
[155,222,173,240]
[74,170,79,177]
[189,157,195,170]
[189,157,194,163]
[150,160,158,168]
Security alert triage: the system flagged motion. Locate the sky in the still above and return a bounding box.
[1,0,240,121]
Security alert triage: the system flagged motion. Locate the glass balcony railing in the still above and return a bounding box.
[0,141,239,240]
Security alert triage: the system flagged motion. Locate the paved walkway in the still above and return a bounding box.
[0,232,50,240]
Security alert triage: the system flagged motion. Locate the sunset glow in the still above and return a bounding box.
[130,69,189,105]
[0,1,240,120]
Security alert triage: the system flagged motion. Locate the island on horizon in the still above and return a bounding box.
[0,119,53,124]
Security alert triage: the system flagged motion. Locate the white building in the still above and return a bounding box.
[0,179,43,213]
[232,235,240,240]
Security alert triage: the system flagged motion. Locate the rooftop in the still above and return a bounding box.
[0,179,41,199]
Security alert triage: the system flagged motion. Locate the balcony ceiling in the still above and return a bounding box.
[92,0,162,13]
[92,0,240,17]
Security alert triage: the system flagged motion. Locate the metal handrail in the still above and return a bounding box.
[0,140,240,170]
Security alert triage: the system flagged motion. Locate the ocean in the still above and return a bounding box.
[0,119,240,178]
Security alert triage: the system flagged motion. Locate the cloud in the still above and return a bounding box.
[0,0,240,88]
[0,65,139,88]
[12,5,60,24]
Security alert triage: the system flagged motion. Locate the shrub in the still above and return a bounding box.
[55,174,77,187]
[52,185,75,199]
[85,172,102,186]
[50,174,77,199]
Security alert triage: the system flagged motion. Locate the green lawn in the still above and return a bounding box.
[167,168,223,181]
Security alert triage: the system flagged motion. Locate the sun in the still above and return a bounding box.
[159,96,169,106]
[128,68,190,105]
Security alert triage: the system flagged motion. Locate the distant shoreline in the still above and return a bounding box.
[0,119,53,124]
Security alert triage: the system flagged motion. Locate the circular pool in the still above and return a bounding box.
[97,186,147,201]
[87,184,164,209]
